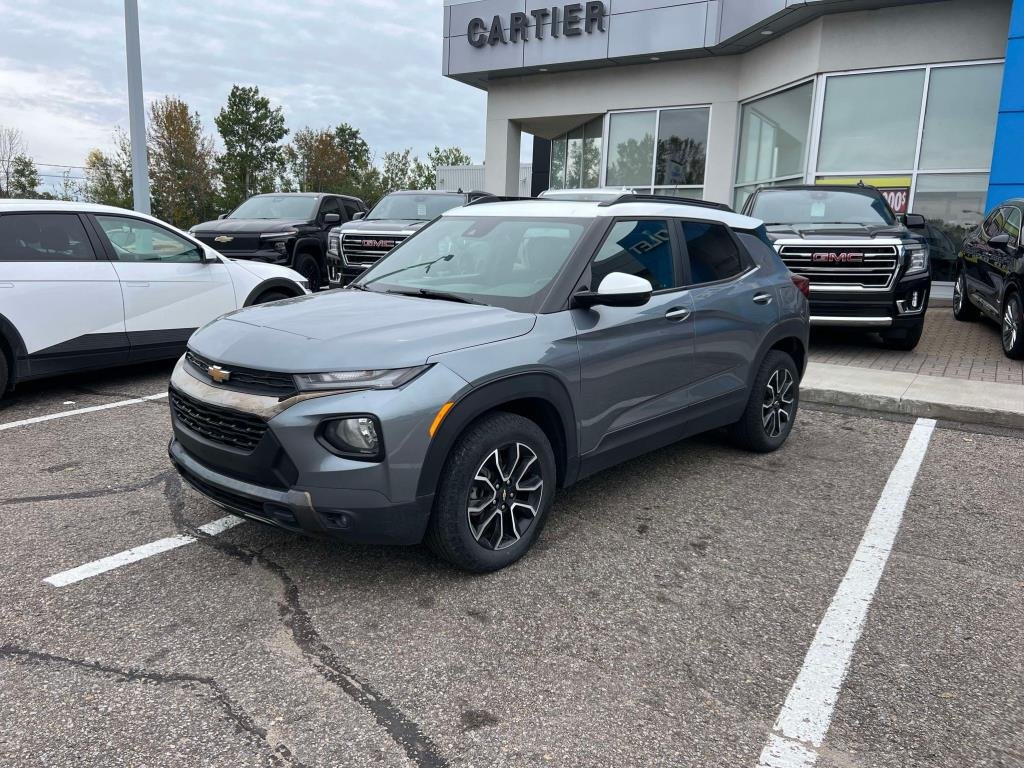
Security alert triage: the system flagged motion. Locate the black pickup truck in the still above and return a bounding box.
[743,185,931,350]
[190,193,368,290]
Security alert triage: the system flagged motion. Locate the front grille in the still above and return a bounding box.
[195,233,261,253]
[779,244,899,290]
[185,350,298,399]
[170,388,267,452]
[341,232,408,267]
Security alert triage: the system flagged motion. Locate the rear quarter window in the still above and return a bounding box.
[0,213,97,262]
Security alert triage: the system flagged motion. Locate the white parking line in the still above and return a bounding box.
[0,393,168,432]
[756,417,937,768]
[43,515,245,587]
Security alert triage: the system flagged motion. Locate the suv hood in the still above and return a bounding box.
[189,289,536,372]
[765,222,911,241]
[192,218,308,234]
[339,219,429,234]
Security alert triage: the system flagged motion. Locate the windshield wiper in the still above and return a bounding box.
[363,253,455,286]
[385,288,482,305]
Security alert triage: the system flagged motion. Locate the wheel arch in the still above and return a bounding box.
[416,372,579,500]
[751,319,809,384]
[293,236,325,265]
[0,312,27,388]
[243,277,306,307]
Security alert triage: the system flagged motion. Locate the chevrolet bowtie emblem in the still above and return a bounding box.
[214,235,234,243]
[207,365,231,383]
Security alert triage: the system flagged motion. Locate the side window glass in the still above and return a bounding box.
[983,210,1004,239]
[96,216,202,263]
[683,221,746,284]
[591,219,675,291]
[0,214,96,262]
[1001,207,1021,245]
[320,198,341,219]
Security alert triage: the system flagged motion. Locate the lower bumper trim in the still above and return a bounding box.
[810,316,893,327]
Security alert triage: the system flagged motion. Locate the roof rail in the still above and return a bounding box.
[463,195,538,206]
[597,194,734,212]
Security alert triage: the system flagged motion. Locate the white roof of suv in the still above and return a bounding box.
[444,198,764,230]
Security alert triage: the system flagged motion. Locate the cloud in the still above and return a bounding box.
[0,0,498,181]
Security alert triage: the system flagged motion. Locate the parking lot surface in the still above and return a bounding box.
[1,367,1022,767]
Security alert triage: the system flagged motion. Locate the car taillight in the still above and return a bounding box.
[790,273,810,298]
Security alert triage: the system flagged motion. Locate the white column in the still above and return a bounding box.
[124,0,150,214]
[704,100,740,207]
[484,117,522,196]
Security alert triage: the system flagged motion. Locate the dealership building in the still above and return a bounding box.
[442,0,1023,279]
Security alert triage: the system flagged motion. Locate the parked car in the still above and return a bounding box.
[167,194,809,571]
[953,199,1024,358]
[0,200,308,400]
[327,190,493,284]
[742,185,930,350]
[190,193,367,291]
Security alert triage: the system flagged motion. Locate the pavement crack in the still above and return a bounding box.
[0,470,175,506]
[0,643,310,768]
[168,474,448,768]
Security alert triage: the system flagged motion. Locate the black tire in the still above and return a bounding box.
[0,351,8,400]
[253,289,292,305]
[426,411,556,572]
[293,253,322,291]
[729,350,799,453]
[953,269,979,321]
[879,320,924,351]
[1002,291,1024,359]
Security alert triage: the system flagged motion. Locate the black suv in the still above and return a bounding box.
[953,198,1024,358]
[743,185,930,350]
[191,193,367,290]
[328,190,493,284]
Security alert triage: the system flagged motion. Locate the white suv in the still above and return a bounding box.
[0,200,308,399]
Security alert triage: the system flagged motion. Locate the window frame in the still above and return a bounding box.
[0,212,103,263]
[1000,206,1023,249]
[675,217,756,288]
[87,213,208,265]
[582,216,686,295]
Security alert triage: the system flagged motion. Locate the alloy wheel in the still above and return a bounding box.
[1004,300,1020,351]
[762,368,796,439]
[467,442,544,551]
[954,275,964,313]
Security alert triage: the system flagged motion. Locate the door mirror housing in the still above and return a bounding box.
[323,213,341,225]
[904,213,927,229]
[988,232,1013,248]
[217,213,228,220]
[573,272,654,309]
[352,211,366,221]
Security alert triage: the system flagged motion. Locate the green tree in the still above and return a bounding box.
[214,85,288,210]
[9,155,41,198]
[0,126,28,197]
[406,145,474,190]
[82,129,134,209]
[148,95,219,228]
[285,127,349,193]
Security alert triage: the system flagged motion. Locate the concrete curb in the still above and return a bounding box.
[802,362,1024,429]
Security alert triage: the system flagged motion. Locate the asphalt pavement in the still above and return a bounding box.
[1,365,1022,767]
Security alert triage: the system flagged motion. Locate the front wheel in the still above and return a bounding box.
[729,350,799,453]
[1002,292,1024,359]
[953,270,979,321]
[293,253,322,292]
[426,412,556,572]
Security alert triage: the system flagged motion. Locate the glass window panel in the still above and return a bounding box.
[592,219,676,290]
[96,216,202,263]
[912,173,989,281]
[818,69,926,172]
[683,222,745,284]
[653,187,704,200]
[655,108,709,187]
[736,82,813,186]
[582,117,603,188]
[566,126,584,188]
[549,137,567,190]
[920,64,1002,171]
[0,214,96,262]
[606,111,656,187]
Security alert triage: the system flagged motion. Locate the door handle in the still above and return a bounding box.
[124,282,150,288]
[753,293,773,305]
[665,307,691,321]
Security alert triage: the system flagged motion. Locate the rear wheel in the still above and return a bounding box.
[879,319,924,351]
[293,253,322,291]
[953,269,979,321]
[426,412,556,572]
[0,352,8,400]
[729,350,799,453]
[1002,291,1024,359]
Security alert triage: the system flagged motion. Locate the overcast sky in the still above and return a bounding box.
[0,0,505,190]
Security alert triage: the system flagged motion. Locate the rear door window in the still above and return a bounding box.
[0,213,97,262]
[590,219,678,291]
[682,221,747,284]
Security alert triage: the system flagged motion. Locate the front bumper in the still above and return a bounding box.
[809,272,931,329]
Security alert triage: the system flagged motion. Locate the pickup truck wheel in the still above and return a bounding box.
[293,253,322,291]
[879,320,924,351]
[729,350,799,453]
[953,270,979,321]
[1002,292,1024,359]
[426,412,556,572]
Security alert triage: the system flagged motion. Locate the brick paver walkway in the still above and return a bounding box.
[808,309,1024,384]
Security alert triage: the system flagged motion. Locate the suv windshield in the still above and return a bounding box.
[355,216,588,312]
[750,189,896,226]
[229,195,318,220]
[367,193,465,221]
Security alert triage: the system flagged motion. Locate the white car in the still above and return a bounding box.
[0,200,309,399]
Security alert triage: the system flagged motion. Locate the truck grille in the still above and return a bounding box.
[185,351,298,399]
[194,233,261,253]
[778,244,899,290]
[341,232,408,268]
[170,389,267,452]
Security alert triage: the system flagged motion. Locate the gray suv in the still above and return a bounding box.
[167,195,810,571]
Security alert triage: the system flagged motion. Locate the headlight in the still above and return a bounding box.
[294,365,430,392]
[261,230,298,239]
[905,244,929,275]
[320,416,383,460]
[327,234,340,256]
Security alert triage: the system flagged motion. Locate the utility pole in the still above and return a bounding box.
[124,0,150,214]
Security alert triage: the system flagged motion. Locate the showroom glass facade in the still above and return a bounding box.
[734,60,1004,280]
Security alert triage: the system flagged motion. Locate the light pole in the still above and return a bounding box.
[124,0,150,214]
